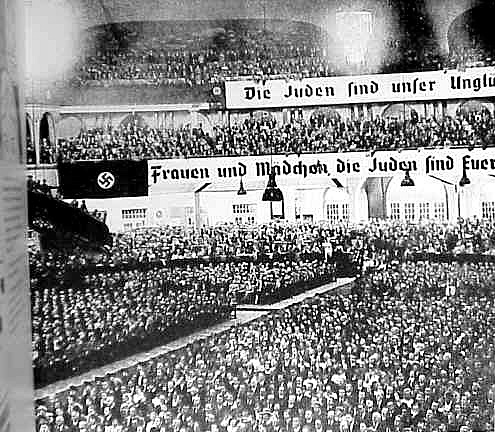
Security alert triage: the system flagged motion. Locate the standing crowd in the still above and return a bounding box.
[34,260,495,432]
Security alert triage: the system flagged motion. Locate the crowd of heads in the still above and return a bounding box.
[32,257,335,384]
[30,218,495,387]
[35,258,495,432]
[358,218,495,256]
[29,218,495,281]
[75,21,328,87]
[29,223,353,274]
[32,265,233,386]
[31,222,349,385]
[67,18,494,90]
[35,110,495,164]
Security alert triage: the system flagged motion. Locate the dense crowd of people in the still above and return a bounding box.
[74,41,448,88]
[68,19,494,89]
[75,22,328,87]
[30,222,349,385]
[35,260,495,432]
[28,9,495,432]
[32,265,233,386]
[28,223,352,275]
[32,257,336,386]
[357,218,495,256]
[29,218,495,282]
[31,260,334,384]
[30,218,495,388]
[29,220,365,386]
[37,111,495,163]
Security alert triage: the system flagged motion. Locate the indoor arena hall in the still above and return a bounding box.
[24,0,495,431]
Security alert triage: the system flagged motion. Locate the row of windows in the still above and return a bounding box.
[233,203,257,225]
[389,202,446,221]
[123,221,145,231]
[482,202,495,220]
[234,216,256,225]
[326,203,350,224]
[119,201,495,228]
[122,208,147,219]
[233,204,256,214]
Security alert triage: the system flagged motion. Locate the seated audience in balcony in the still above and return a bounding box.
[31,111,495,164]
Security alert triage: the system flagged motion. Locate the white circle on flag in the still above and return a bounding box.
[97,172,115,189]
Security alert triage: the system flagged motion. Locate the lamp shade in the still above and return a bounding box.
[262,172,283,202]
[400,170,415,187]
[459,170,471,187]
[237,177,247,195]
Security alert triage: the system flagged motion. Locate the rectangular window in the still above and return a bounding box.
[404,203,415,221]
[233,204,256,224]
[434,202,445,221]
[122,208,147,220]
[390,202,400,220]
[232,204,245,214]
[482,201,495,220]
[342,204,349,221]
[233,204,256,214]
[326,204,340,224]
[419,202,430,220]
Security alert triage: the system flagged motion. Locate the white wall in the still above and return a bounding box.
[61,179,368,230]
[459,177,495,219]
[199,189,271,225]
[386,175,449,221]
[199,185,342,225]
[324,187,352,223]
[296,188,327,222]
[73,192,195,232]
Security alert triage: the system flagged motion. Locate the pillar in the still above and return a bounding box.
[364,177,393,220]
[194,190,201,232]
[346,177,368,223]
[446,185,459,222]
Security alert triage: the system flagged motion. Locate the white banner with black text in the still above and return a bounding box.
[225,66,495,109]
[148,148,495,194]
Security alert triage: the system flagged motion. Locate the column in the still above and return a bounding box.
[346,176,368,222]
[447,185,458,222]
[189,109,199,128]
[31,112,41,165]
[194,191,201,232]
[282,186,297,222]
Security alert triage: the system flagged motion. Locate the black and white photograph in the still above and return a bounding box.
[2,0,495,431]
